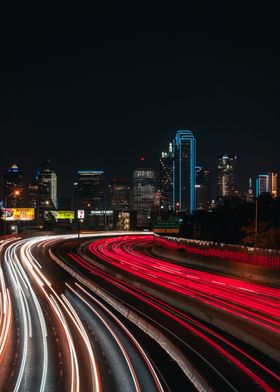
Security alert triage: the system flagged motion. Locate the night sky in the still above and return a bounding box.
[1,8,280,198]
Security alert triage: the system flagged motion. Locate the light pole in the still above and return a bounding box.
[3,189,20,235]
[176,202,180,217]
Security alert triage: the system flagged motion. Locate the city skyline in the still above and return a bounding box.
[1,132,278,199]
[1,9,280,391]
[1,13,280,197]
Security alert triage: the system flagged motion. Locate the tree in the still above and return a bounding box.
[241,221,280,249]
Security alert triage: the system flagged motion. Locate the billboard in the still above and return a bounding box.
[2,208,35,221]
[44,210,75,220]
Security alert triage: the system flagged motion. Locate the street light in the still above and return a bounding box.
[176,202,180,217]
[3,189,21,235]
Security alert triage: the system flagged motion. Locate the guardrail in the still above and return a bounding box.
[154,235,280,270]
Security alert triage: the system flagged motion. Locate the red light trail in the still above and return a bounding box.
[65,234,280,391]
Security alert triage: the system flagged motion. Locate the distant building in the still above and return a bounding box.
[196,166,210,210]
[37,159,58,209]
[256,174,269,197]
[245,178,254,202]
[173,130,196,213]
[108,179,130,211]
[132,168,156,228]
[217,154,237,197]
[256,172,277,197]
[3,164,24,207]
[27,183,40,207]
[159,143,174,211]
[75,170,105,211]
[269,172,277,198]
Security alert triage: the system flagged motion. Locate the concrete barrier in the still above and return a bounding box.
[152,235,280,287]
[49,248,213,392]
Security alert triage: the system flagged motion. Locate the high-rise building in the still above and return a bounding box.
[173,130,196,213]
[27,183,40,207]
[217,154,237,197]
[256,172,277,197]
[256,174,269,197]
[269,172,277,198]
[75,170,105,211]
[159,143,174,211]
[37,159,58,209]
[3,164,24,207]
[132,168,156,228]
[195,166,210,210]
[245,178,254,202]
[108,179,130,211]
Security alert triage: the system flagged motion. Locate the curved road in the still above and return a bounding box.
[0,233,191,392]
[1,232,280,391]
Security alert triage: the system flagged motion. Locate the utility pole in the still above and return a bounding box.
[77,215,80,239]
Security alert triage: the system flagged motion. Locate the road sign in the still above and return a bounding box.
[153,220,180,234]
[77,210,85,219]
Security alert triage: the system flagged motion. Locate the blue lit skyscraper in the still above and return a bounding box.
[255,172,277,197]
[173,130,196,213]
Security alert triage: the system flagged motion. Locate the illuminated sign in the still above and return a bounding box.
[90,210,113,215]
[153,228,180,234]
[77,210,85,219]
[2,208,35,221]
[44,210,75,220]
[153,220,180,234]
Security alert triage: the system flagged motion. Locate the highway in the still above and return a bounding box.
[0,232,279,391]
[75,234,280,391]
[0,234,189,392]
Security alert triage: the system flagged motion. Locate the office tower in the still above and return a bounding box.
[256,174,269,197]
[108,179,130,211]
[27,183,40,207]
[3,164,24,207]
[173,130,196,213]
[245,178,254,202]
[159,143,174,211]
[196,166,210,210]
[256,172,278,197]
[132,168,156,228]
[268,172,277,198]
[217,154,237,197]
[76,170,105,211]
[37,159,58,209]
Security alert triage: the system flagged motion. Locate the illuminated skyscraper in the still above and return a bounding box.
[108,179,130,211]
[37,159,57,209]
[269,172,277,198]
[27,183,39,207]
[195,166,210,210]
[217,154,237,197]
[256,174,269,197]
[132,168,156,228]
[173,130,196,213]
[245,178,254,202]
[76,170,104,211]
[159,143,174,211]
[256,172,277,197]
[3,164,24,207]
